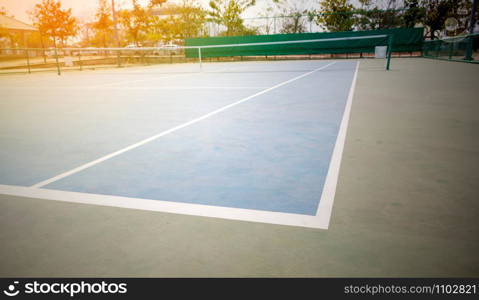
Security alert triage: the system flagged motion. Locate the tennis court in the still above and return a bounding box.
[1,54,478,277]
[0,59,360,229]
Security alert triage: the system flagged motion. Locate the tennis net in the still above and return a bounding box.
[0,34,395,75]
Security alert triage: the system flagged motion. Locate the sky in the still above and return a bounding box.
[0,0,378,24]
[0,0,322,23]
[0,0,151,23]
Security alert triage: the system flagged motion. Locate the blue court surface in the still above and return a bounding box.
[0,60,359,229]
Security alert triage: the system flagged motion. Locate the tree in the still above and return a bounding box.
[0,7,9,35]
[92,0,114,47]
[280,13,307,33]
[354,0,404,30]
[150,0,167,6]
[176,0,208,39]
[119,0,151,46]
[0,7,11,47]
[274,0,310,34]
[316,0,355,32]
[31,0,78,46]
[207,0,257,36]
[150,0,207,43]
[256,4,276,34]
[421,0,473,39]
[403,0,425,28]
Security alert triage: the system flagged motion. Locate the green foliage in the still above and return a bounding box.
[15,0,479,47]
[279,13,307,33]
[149,0,168,7]
[354,8,404,30]
[119,0,151,46]
[31,0,78,45]
[422,0,473,39]
[316,0,355,32]
[0,7,8,42]
[352,0,404,30]
[169,1,207,40]
[147,16,169,43]
[175,2,208,39]
[315,0,475,37]
[147,0,207,44]
[207,0,257,36]
[403,0,425,28]
[0,27,11,47]
[275,0,309,34]
[92,0,114,47]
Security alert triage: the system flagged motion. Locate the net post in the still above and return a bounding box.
[198,47,202,72]
[464,0,478,61]
[386,34,393,71]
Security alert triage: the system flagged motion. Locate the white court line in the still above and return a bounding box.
[315,61,360,229]
[87,64,237,88]
[31,61,337,189]
[88,73,193,88]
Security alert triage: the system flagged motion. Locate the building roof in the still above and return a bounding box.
[0,15,37,32]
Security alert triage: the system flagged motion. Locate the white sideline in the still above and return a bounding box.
[315,61,360,229]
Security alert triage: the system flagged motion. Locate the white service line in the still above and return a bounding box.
[314,61,360,229]
[87,64,237,88]
[31,61,337,188]
[93,86,269,90]
[88,73,194,88]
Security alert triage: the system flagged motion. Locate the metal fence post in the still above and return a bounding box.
[54,46,61,75]
[386,35,394,71]
[25,48,31,74]
[23,34,31,74]
[465,0,478,61]
[198,47,202,72]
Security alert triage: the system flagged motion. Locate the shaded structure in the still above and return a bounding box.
[0,15,38,47]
